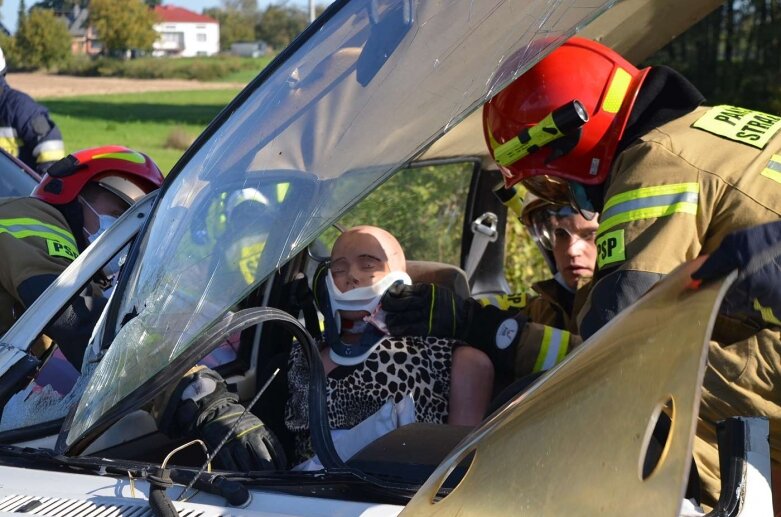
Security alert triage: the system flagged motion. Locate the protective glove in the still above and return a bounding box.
[381,282,528,355]
[380,282,469,338]
[692,220,781,329]
[165,367,287,471]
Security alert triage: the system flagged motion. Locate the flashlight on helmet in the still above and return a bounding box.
[493,100,589,167]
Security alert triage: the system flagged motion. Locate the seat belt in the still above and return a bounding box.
[464,212,498,282]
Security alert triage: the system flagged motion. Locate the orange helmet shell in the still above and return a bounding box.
[33,145,164,205]
[483,37,649,187]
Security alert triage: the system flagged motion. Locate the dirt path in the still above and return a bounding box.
[6,72,246,99]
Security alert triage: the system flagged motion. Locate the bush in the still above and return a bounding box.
[14,10,71,71]
[164,127,195,150]
[57,55,267,81]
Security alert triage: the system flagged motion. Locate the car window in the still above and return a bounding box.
[322,162,473,264]
[0,153,38,197]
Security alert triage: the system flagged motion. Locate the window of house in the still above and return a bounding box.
[197,33,207,42]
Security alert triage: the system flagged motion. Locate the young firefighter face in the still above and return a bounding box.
[549,211,599,289]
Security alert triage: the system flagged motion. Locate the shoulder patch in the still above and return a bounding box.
[596,229,626,269]
[47,238,78,260]
[30,114,52,138]
[691,105,781,149]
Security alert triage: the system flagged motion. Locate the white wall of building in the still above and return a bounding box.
[153,22,219,57]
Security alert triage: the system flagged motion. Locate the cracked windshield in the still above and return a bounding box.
[67,0,613,443]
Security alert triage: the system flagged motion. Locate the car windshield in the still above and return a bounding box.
[66,0,614,445]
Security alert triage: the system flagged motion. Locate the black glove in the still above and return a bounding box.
[381,282,469,338]
[381,282,528,354]
[692,220,781,328]
[165,367,287,471]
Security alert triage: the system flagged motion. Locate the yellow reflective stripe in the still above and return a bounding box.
[276,183,290,202]
[602,68,632,114]
[533,326,569,372]
[93,151,146,164]
[602,183,699,212]
[37,149,66,163]
[0,217,77,247]
[474,293,527,310]
[0,136,21,156]
[753,298,781,326]
[760,154,781,185]
[598,202,698,236]
[557,330,571,362]
[534,326,553,372]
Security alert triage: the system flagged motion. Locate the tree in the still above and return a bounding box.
[15,8,71,69]
[255,4,309,50]
[144,0,162,5]
[89,0,158,57]
[17,0,26,28]
[204,2,256,51]
[31,0,87,14]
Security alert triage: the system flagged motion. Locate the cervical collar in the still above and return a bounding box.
[325,270,411,333]
[323,269,412,365]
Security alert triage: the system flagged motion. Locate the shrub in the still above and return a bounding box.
[164,127,195,150]
[57,55,266,82]
[15,9,71,71]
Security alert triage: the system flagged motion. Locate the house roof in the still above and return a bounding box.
[154,5,218,24]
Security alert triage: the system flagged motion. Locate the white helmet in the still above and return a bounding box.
[0,46,6,76]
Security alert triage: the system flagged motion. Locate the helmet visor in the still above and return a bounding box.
[521,175,571,205]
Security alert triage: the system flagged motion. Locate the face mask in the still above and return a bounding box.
[82,198,118,244]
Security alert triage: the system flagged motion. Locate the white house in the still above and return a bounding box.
[152,5,220,57]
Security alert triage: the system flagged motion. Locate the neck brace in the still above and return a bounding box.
[324,269,411,365]
[326,270,411,327]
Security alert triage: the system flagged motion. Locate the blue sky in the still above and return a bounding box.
[1,1,300,33]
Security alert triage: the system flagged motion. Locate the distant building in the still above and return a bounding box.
[230,41,269,58]
[61,5,101,56]
[153,5,220,57]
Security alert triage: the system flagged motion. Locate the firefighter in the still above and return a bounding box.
[382,37,781,505]
[509,191,597,332]
[1,145,164,370]
[0,46,65,172]
[478,37,781,506]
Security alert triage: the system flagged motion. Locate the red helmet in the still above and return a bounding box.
[32,145,164,205]
[483,37,649,198]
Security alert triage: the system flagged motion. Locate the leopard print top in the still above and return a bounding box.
[285,336,455,460]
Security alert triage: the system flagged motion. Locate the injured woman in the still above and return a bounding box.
[285,225,494,466]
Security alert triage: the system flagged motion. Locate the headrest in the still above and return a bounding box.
[406,261,470,300]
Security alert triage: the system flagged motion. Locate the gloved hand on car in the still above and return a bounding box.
[163,366,286,471]
[381,282,528,355]
[692,220,781,329]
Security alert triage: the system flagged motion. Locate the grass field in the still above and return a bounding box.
[43,89,243,174]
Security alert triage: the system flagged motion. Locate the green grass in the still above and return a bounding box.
[214,54,276,83]
[42,89,242,174]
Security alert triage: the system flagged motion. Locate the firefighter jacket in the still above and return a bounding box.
[0,79,65,172]
[0,197,78,336]
[577,93,781,505]
[477,277,589,378]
